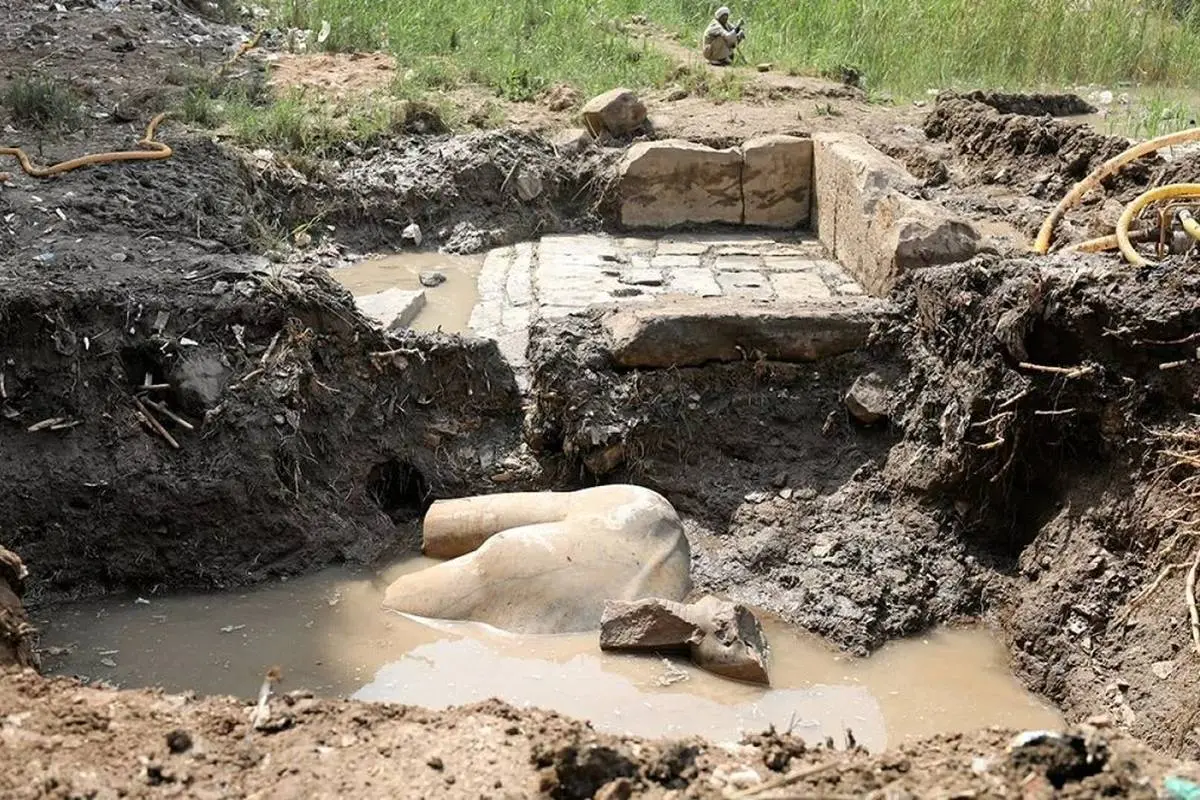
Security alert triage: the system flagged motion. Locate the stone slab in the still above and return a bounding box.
[741,134,813,228]
[716,271,772,301]
[603,296,885,368]
[666,268,723,297]
[354,288,426,332]
[771,270,832,300]
[618,140,743,228]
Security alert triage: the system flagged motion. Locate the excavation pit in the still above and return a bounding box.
[38,558,1060,751]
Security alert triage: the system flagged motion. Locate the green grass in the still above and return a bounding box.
[176,79,457,156]
[270,0,1200,98]
[1,73,82,131]
[1098,93,1200,138]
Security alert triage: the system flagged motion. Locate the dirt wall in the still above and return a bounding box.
[0,260,526,603]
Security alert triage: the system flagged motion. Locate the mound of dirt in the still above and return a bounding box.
[267,129,617,254]
[1,668,1194,798]
[883,255,1200,754]
[923,94,1150,192]
[954,90,1097,118]
[0,255,527,604]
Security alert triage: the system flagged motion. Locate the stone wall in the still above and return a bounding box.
[811,132,979,296]
[615,132,980,297]
[618,135,813,230]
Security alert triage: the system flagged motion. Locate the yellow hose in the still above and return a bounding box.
[1066,228,1159,253]
[1180,209,1200,242]
[1116,183,1200,266]
[1034,126,1200,254]
[0,113,171,178]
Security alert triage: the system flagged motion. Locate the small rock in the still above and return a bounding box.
[845,372,892,424]
[166,729,193,754]
[100,657,117,668]
[744,491,770,504]
[401,222,423,247]
[293,230,313,248]
[110,252,127,263]
[778,488,793,500]
[515,171,543,201]
[1151,660,1176,680]
[419,271,446,288]
[427,756,444,770]
[552,127,593,156]
[756,63,772,72]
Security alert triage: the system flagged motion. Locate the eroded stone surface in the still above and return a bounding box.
[742,134,813,228]
[813,131,979,295]
[603,296,885,369]
[618,141,743,228]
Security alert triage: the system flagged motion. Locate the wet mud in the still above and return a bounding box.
[3,0,1200,794]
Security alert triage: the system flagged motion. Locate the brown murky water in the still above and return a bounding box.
[38,560,1061,750]
[333,252,483,334]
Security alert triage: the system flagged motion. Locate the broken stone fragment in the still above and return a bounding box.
[599,595,770,684]
[354,288,426,332]
[401,222,423,247]
[580,88,647,138]
[552,127,593,156]
[844,372,893,424]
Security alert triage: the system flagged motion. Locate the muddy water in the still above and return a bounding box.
[333,252,483,334]
[38,560,1060,750]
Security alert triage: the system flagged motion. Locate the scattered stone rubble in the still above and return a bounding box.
[599,595,770,684]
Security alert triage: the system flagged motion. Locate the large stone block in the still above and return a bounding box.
[618,140,743,228]
[741,134,813,228]
[603,296,884,368]
[813,132,978,296]
[353,288,426,331]
[581,88,646,137]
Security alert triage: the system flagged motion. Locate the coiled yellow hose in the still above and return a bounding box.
[1116,183,1200,266]
[1034,127,1200,253]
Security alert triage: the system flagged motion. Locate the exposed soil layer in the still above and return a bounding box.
[917,93,1200,247]
[0,255,530,604]
[3,668,1197,799]
[4,0,1200,794]
[525,255,1200,759]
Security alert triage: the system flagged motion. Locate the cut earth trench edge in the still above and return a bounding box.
[2,16,1200,789]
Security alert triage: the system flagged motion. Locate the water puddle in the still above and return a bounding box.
[332,252,483,334]
[37,560,1061,750]
[1064,86,1200,141]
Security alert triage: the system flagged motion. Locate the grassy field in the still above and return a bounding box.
[271,0,1200,97]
